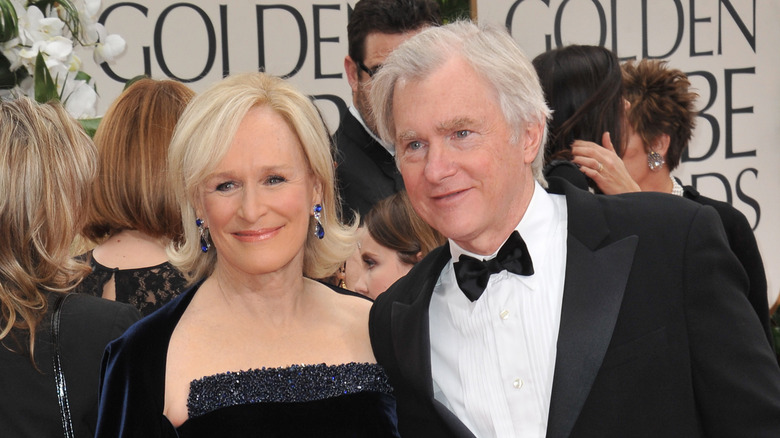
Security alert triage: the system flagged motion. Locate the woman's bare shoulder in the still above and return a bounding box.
[307,281,375,363]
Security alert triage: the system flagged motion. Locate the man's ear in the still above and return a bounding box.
[345,56,360,96]
[521,121,544,165]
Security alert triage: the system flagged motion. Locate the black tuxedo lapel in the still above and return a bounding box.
[390,244,451,398]
[545,178,638,438]
[389,245,477,436]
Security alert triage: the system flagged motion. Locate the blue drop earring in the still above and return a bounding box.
[196,218,211,253]
[313,204,324,239]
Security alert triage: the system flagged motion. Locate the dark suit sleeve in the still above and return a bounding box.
[95,326,171,438]
[685,188,771,346]
[95,338,129,438]
[723,208,771,344]
[683,206,780,436]
[369,294,398,385]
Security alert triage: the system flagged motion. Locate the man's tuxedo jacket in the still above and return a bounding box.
[681,182,771,347]
[369,177,780,438]
[334,111,405,223]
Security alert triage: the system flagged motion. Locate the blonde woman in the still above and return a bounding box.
[95,73,400,437]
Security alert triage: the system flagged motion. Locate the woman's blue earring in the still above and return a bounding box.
[196,218,211,253]
[313,204,324,239]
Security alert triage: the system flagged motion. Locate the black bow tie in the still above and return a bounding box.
[453,231,534,302]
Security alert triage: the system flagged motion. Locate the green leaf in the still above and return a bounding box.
[75,70,92,82]
[79,117,101,138]
[124,74,149,90]
[436,0,471,23]
[0,0,18,43]
[34,51,59,103]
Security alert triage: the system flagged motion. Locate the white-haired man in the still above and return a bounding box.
[368,20,780,438]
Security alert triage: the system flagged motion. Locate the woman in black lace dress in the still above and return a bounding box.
[95,72,400,437]
[75,79,194,316]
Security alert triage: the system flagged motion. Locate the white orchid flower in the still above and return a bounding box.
[68,53,82,73]
[1,38,23,70]
[38,17,66,38]
[92,23,125,64]
[18,40,47,61]
[42,36,74,62]
[16,5,41,45]
[77,1,103,44]
[83,0,102,18]
[1,1,124,119]
[81,20,99,45]
[43,60,70,89]
[62,78,97,118]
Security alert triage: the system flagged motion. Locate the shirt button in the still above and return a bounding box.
[499,310,510,320]
[513,378,523,389]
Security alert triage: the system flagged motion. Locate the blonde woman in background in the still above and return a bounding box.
[0,98,140,436]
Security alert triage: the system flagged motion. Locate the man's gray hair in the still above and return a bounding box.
[369,20,551,185]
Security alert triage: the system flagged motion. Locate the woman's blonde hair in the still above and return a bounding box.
[82,78,195,244]
[0,98,97,360]
[167,72,356,283]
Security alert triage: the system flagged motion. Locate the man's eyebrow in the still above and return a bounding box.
[396,117,479,142]
[397,130,419,143]
[435,117,475,134]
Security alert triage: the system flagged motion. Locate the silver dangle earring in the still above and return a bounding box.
[647,151,665,172]
[313,204,325,239]
[196,218,211,253]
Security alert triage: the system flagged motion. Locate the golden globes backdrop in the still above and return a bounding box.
[476,0,779,306]
[83,0,778,305]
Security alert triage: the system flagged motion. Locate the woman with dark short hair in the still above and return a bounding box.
[572,59,771,346]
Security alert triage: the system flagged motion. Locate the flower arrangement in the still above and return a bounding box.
[0,0,125,118]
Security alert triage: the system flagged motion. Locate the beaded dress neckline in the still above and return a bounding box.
[187,362,392,419]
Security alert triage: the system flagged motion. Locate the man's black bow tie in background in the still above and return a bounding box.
[453,230,534,301]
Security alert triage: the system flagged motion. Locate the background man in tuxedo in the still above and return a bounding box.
[368,20,780,437]
[335,0,441,223]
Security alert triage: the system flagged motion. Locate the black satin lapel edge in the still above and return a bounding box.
[390,290,433,398]
[431,400,478,437]
[390,245,451,399]
[546,234,638,438]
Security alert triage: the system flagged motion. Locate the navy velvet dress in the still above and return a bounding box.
[95,281,400,437]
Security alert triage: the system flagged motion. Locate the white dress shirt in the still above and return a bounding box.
[430,182,568,437]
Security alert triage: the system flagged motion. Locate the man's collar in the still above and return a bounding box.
[449,181,549,260]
